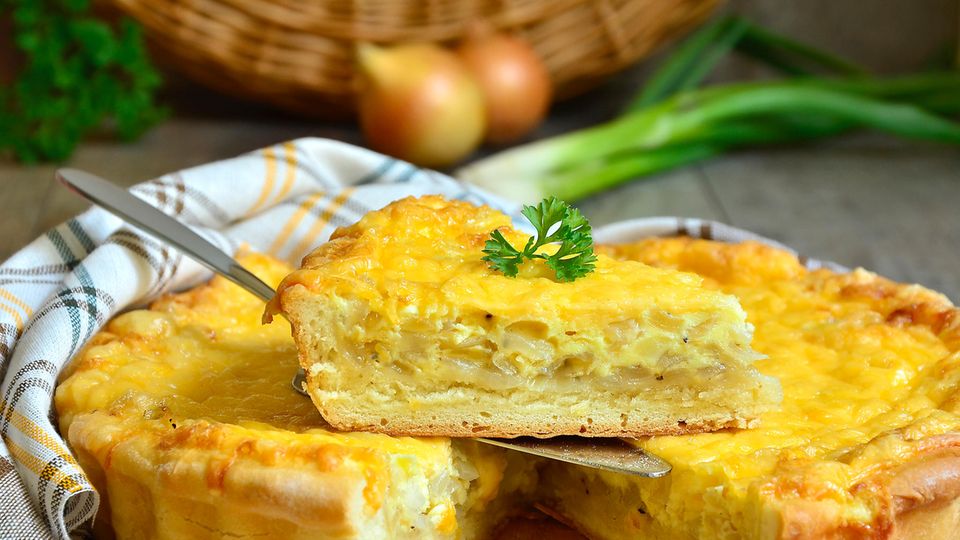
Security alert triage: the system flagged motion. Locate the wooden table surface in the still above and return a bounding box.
[2,67,959,302]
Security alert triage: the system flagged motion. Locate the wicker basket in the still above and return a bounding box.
[107,0,718,117]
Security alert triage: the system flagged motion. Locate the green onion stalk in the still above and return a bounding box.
[456,14,960,202]
[457,76,960,202]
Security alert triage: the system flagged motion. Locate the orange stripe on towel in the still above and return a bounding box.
[291,189,355,258]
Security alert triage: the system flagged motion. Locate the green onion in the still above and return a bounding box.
[631,16,749,109]
[458,77,960,202]
[735,21,867,77]
[457,13,960,203]
[540,144,723,202]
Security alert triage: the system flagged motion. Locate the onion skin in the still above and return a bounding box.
[457,33,553,145]
[357,43,486,169]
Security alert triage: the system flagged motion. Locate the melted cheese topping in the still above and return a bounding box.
[56,254,509,537]
[275,196,762,378]
[58,254,448,459]
[58,232,958,538]
[593,238,960,536]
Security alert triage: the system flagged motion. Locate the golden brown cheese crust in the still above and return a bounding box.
[57,233,960,539]
[56,254,515,540]
[587,237,960,540]
[274,196,779,439]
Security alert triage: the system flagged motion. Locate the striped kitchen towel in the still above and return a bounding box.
[0,138,838,539]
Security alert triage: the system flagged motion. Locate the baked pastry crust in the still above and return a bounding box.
[55,254,534,540]
[56,234,960,539]
[537,237,960,539]
[271,196,780,438]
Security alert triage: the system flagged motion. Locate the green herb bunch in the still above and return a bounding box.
[1,0,167,163]
[483,197,597,282]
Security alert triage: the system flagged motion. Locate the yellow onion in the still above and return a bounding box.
[457,31,552,145]
[356,43,486,169]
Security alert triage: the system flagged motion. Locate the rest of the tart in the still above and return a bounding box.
[56,237,960,539]
[539,237,960,539]
[271,196,781,438]
[55,254,536,540]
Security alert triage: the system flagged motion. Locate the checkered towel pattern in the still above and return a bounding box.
[0,138,836,539]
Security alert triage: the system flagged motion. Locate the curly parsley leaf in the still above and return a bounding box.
[482,197,597,282]
[482,229,526,277]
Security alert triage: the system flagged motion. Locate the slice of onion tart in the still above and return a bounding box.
[270,196,781,438]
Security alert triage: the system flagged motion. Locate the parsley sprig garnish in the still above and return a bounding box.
[482,197,597,282]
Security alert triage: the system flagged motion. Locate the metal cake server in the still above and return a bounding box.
[57,167,672,478]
